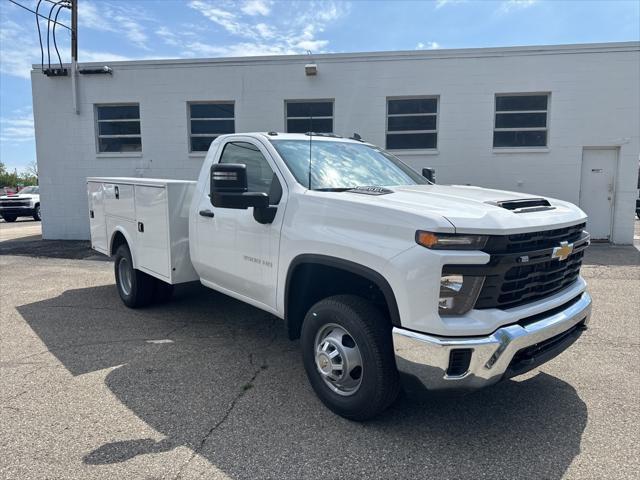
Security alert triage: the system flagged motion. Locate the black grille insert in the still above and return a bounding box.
[443,223,588,310]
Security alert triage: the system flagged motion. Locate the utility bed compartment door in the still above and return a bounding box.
[104,183,135,219]
[87,182,107,253]
[135,185,170,279]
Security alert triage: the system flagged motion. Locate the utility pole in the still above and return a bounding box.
[71,0,79,114]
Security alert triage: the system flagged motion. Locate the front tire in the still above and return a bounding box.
[301,295,400,421]
[2,215,17,222]
[33,205,41,221]
[114,244,155,308]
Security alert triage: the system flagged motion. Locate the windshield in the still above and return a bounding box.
[270,140,427,190]
[18,186,39,195]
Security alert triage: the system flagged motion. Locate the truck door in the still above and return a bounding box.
[194,138,286,310]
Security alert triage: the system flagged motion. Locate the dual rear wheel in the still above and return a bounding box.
[114,244,173,308]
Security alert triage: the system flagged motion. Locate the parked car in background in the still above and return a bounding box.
[0,186,41,222]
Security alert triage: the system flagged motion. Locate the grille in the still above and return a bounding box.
[0,200,30,207]
[484,222,586,254]
[443,223,589,310]
[476,223,588,309]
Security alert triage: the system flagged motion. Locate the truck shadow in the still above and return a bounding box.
[17,284,587,479]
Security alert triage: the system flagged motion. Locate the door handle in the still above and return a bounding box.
[199,209,215,218]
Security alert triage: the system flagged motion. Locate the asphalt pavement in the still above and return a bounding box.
[1,219,639,479]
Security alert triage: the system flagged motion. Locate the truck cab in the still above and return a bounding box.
[88,132,592,420]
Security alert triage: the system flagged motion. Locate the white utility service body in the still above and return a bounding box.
[87,178,198,284]
[88,132,592,420]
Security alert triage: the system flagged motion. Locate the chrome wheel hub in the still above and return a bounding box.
[314,323,363,396]
[118,257,133,296]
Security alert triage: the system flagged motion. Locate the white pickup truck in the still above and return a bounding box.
[87,132,592,420]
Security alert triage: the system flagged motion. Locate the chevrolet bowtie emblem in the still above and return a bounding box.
[551,241,574,261]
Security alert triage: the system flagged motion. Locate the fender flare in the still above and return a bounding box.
[284,254,402,332]
[109,227,137,268]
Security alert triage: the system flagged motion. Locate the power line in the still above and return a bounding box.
[46,1,71,70]
[6,0,72,30]
[35,0,45,71]
[52,3,70,70]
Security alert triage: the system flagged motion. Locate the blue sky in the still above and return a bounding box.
[1,0,638,172]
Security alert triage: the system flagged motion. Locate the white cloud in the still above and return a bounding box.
[242,0,271,16]
[499,0,538,14]
[188,1,246,36]
[77,50,132,63]
[186,0,349,57]
[0,20,42,79]
[184,41,296,58]
[435,0,466,9]
[0,111,35,144]
[78,1,150,49]
[416,41,441,50]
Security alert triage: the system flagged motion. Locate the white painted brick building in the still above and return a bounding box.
[31,42,639,242]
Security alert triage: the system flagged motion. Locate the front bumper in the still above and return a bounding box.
[0,206,34,215]
[392,291,591,392]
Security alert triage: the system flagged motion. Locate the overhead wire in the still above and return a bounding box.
[35,0,45,71]
[52,2,70,70]
[6,0,71,29]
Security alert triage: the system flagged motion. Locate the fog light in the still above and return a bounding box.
[439,274,484,315]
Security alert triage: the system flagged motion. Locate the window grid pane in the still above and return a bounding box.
[285,101,334,133]
[96,105,142,153]
[189,102,235,152]
[494,94,549,147]
[386,97,438,150]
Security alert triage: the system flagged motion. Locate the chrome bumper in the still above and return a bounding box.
[392,291,592,392]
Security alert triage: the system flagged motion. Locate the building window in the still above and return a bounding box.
[285,100,333,133]
[188,102,235,152]
[493,94,549,148]
[386,97,438,150]
[96,104,141,153]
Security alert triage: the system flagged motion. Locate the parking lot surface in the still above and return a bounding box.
[1,220,639,479]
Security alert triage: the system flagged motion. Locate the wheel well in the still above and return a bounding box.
[110,231,128,256]
[284,256,401,340]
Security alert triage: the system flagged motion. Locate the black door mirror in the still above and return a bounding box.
[210,163,269,209]
[422,167,436,184]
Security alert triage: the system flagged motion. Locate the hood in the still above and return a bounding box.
[340,184,587,235]
[0,194,35,200]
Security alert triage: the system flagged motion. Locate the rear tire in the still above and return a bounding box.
[33,205,41,221]
[301,295,400,421]
[2,215,17,222]
[114,244,155,308]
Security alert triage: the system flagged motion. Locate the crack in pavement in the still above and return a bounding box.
[171,362,268,480]
[171,317,278,480]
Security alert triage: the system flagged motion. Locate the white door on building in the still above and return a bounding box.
[579,148,618,241]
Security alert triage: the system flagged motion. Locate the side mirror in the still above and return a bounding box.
[422,167,436,184]
[210,163,269,209]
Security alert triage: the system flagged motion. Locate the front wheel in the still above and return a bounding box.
[114,244,155,308]
[33,205,41,221]
[301,295,400,421]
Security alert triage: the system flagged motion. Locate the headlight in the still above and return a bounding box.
[416,231,488,250]
[439,274,485,315]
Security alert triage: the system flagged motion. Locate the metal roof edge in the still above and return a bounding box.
[31,41,640,71]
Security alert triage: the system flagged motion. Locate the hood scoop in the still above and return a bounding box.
[489,198,555,213]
